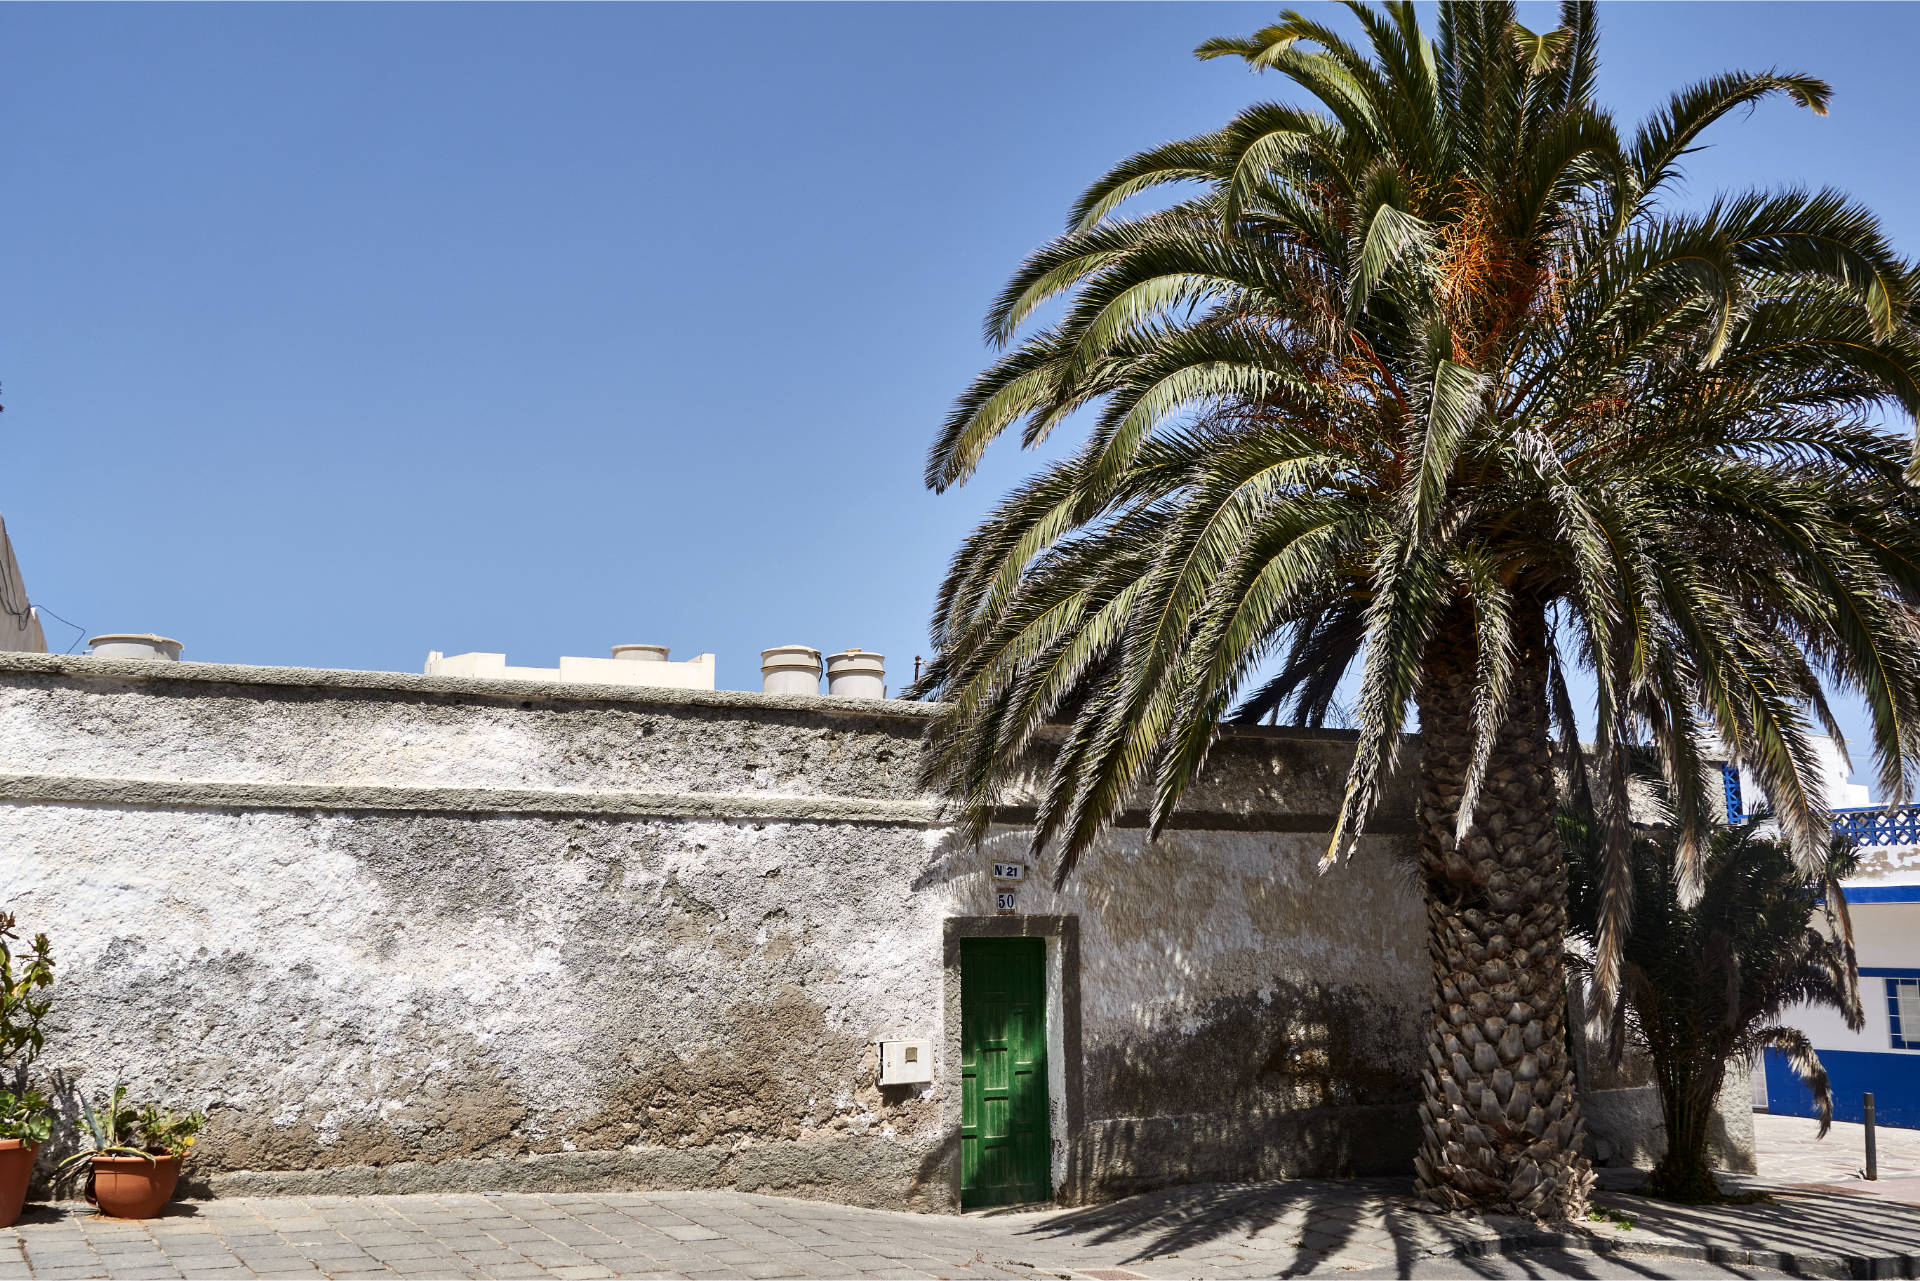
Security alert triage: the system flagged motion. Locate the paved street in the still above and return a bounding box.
[2,1171,1916,1281]
[1753,1110,1920,1193]
[1,1114,1917,1280]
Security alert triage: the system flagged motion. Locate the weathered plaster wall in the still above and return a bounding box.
[0,652,1670,1208]
[1568,977,1758,1175]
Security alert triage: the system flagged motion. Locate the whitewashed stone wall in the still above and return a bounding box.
[0,652,1666,1207]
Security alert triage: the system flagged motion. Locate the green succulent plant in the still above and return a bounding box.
[0,1088,52,1145]
[0,913,53,1086]
[56,1081,207,1185]
[0,912,55,1145]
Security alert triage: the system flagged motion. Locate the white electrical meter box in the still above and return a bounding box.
[878,1038,934,1085]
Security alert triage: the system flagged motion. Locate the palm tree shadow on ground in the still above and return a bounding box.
[991,1177,1488,1275]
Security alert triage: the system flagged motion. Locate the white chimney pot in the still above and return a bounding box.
[761,645,823,696]
[89,634,183,662]
[825,649,886,699]
[611,644,670,662]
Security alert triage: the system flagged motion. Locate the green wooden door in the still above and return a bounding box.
[960,937,1051,1207]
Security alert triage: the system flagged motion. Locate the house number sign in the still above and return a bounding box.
[991,861,1024,914]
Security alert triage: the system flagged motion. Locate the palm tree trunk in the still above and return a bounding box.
[1412,601,1593,1218]
[1651,1063,1724,1202]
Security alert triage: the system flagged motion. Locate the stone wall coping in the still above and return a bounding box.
[0,651,1373,746]
[0,649,937,719]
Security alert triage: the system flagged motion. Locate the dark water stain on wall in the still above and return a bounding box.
[575,988,937,1152]
[194,1066,531,1177]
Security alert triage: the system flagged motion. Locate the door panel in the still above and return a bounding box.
[960,937,1050,1207]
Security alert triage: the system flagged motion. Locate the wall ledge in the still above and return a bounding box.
[0,771,1397,835]
[0,772,948,826]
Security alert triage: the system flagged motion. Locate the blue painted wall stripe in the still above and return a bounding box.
[1764,1047,1920,1128]
[1842,886,1920,904]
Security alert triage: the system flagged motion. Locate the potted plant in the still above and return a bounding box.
[0,1088,51,1228]
[58,1083,205,1219]
[0,913,54,1228]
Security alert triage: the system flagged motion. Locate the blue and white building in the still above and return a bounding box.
[1728,741,1920,1128]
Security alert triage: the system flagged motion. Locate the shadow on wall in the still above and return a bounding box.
[1567,975,1757,1173]
[1085,983,1419,1119]
[920,775,1430,1203]
[1069,984,1424,1200]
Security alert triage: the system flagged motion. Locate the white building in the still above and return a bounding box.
[1734,739,1920,1128]
[0,513,48,655]
[425,644,716,690]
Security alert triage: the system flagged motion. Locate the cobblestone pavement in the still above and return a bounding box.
[2,1168,1918,1281]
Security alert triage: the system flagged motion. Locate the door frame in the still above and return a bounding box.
[943,915,1083,1207]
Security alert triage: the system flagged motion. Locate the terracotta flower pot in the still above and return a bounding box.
[87,1154,179,1219]
[0,1138,37,1228]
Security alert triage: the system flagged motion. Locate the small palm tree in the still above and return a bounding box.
[1564,812,1862,1202]
[918,0,1920,1217]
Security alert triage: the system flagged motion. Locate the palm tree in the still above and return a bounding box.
[916,0,1920,1218]
[1564,811,1862,1203]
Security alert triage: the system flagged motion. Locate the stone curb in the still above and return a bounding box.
[1453,1225,1920,1279]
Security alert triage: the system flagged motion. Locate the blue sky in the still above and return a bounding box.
[6,2,1919,760]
